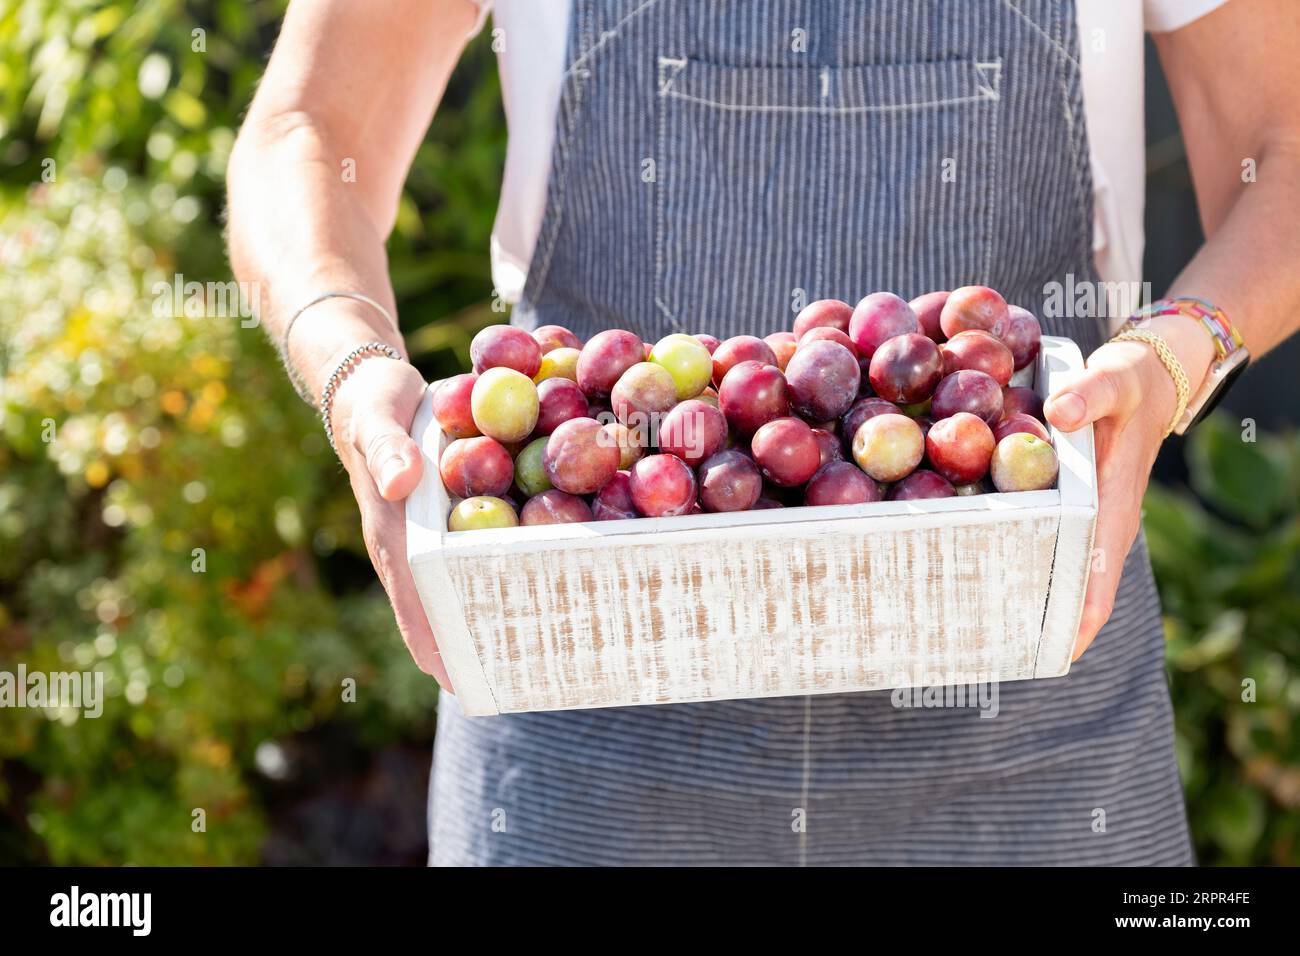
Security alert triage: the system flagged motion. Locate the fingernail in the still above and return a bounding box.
[379,455,405,490]
[1050,391,1086,428]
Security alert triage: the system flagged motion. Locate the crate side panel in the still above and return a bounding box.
[445,515,1059,713]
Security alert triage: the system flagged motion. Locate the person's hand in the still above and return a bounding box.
[328,352,453,690]
[1043,317,1214,661]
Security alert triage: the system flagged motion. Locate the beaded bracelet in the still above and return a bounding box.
[281,291,400,404]
[319,342,403,459]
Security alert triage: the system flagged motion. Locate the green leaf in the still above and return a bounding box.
[1188,413,1289,529]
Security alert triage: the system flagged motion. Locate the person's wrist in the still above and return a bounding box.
[1124,314,1216,435]
[286,297,406,399]
[325,353,411,458]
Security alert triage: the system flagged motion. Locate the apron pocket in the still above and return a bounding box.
[655,56,1002,334]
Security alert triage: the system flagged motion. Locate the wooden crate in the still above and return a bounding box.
[406,336,1096,716]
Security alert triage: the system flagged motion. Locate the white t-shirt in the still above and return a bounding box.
[466,0,1229,304]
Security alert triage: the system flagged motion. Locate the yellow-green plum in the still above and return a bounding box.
[990,433,1059,492]
[650,333,713,400]
[470,367,539,443]
[851,413,925,482]
[448,496,518,531]
[534,347,580,383]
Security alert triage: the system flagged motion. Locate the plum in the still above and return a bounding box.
[990,433,1059,492]
[939,286,1009,339]
[793,298,854,338]
[697,449,762,513]
[840,396,902,451]
[1002,305,1043,370]
[532,324,583,354]
[694,333,722,355]
[439,436,514,498]
[751,416,821,487]
[712,335,778,386]
[930,370,1003,424]
[695,386,720,409]
[650,333,713,399]
[993,412,1052,445]
[448,496,518,531]
[908,290,949,343]
[520,489,594,525]
[925,412,995,485]
[577,329,645,399]
[764,331,799,370]
[592,470,641,520]
[851,413,924,482]
[432,373,480,439]
[887,469,956,500]
[629,454,698,517]
[796,325,859,358]
[751,497,785,509]
[543,417,620,494]
[471,324,543,378]
[848,292,919,359]
[534,347,580,383]
[868,332,943,404]
[785,340,861,421]
[535,377,589,435]
[658,399,728,467]
[602,420,646,469]
[610,362,678,425]
[1002,386,1045,422]
[811,428,845,468]
[513,437,553,498]
[940,330,1014,386]
[805,461,882,505]
[470,367,540,442]
[719,360,790,436]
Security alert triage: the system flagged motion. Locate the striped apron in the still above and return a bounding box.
[429,0,1193,865]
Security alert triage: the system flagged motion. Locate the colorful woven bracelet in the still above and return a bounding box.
[1129,296,1242,361]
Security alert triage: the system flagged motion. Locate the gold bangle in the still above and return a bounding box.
[1110,327,1190,436]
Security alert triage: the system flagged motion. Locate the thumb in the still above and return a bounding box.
[354,408,425,501]
[1044,363,1131,433]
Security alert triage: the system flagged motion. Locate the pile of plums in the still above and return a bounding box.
[432,286,1060,530]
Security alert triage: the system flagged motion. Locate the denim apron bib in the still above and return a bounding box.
[430,0,1192,865]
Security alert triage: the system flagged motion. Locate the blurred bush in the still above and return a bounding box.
[1,1,1296,866]
[1145,414,1300,865]
[0,0,503,864]
[0,172,445,864]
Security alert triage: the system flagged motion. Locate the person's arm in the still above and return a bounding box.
[227,0,482,687]
[1046,0,1300,658]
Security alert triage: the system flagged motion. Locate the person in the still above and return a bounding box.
[227,0,1300,865]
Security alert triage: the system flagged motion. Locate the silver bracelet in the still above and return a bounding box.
[281,291,400,404]
[319,342,403,459]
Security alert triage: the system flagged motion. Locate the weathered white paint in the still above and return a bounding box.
[406,336,1097,716]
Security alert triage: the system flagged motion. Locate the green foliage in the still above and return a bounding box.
[0,1,504,864]
[1145,414,1300,865]
[0,174,439,864]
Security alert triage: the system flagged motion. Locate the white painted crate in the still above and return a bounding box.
[406,336,1096,716]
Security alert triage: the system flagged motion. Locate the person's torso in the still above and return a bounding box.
[508,0,1105,352]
